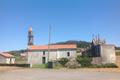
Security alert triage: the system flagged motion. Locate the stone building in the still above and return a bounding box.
[27,27,77,65]
[27,44,77,64]
[27,27,116,65]
[91,35,116,64]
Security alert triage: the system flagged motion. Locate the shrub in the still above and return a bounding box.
[58,58,69,67]
[101,63,118,68]
[76,55,92,67]
[0,64,30,67]
[91,63,118,68]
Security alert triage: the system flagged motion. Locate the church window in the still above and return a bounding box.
[67,52,70,57]
[43,51,45,55]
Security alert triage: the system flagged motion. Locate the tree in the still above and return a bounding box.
[76,55,92,67]
[58,58,69,66]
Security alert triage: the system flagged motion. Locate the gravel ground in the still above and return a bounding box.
[0,67,120,80]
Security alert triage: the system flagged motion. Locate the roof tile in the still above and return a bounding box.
[0,53,14,58]
[28,44,77,50]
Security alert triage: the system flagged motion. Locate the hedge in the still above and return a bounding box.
[0,64,30,67]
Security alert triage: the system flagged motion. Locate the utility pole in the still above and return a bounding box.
[48,25,52,62]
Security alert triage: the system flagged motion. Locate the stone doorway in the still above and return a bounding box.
[42,57,46,64]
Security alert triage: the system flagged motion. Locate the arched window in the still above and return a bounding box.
[43,51,45,55]
[67,52,70,57]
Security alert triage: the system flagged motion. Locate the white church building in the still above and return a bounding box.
[27,27,77,64]
[27,27,116,65]
[27,44,77,64]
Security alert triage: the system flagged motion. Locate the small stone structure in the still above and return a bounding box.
[91,35,116,64]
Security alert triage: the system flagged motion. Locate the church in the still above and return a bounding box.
[27,27,116,65]
[27,27,77,64]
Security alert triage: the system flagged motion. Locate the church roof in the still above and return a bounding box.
[28,44,77,50]
[0,53,14,58]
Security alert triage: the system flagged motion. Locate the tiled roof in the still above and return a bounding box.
[0,53,14,58]
[28,44,77,50]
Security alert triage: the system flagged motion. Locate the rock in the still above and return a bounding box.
[65,58,81,69]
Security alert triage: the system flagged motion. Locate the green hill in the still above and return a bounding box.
[53,40,91,48]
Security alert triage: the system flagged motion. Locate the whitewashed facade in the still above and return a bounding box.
[27,44,77,64]
[0,53,15,64]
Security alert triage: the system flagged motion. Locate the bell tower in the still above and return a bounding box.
[28,27,34,46]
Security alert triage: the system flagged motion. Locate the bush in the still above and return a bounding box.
[91,63,118,68]
[102,63,118,68]
[58,58,69,67]
[0,64,30,67]
[76,55,92,67]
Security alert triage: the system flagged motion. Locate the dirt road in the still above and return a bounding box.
[0,67,120,80]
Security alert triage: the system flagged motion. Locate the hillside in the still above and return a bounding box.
[8,40,91,54]
[53,40,91,48]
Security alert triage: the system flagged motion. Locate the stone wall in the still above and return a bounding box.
[27,49,77,64]
[100,45,116,64]
[91,44,116,64]
[92,57,102,64]
[116,56,120,67]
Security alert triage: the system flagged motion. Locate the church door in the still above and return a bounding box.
[42,57,46,64]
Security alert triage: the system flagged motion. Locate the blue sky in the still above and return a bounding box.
[0,0,120,51]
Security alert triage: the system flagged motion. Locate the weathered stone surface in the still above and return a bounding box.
[92,45,116,64]
[100,45,116,64]
[65,58,81,68]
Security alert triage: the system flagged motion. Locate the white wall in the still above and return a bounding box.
[58,50,76,58]
[6,58,10,64]
[11,58,15,64]
[27,49,77,64]
[101,45,116,64]
[0,56,6,63]
[0,55,15,64]
[28,51,44,64]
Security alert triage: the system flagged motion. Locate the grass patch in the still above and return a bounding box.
[32,64,47,68]
[15,56,27,64]
[32,62,63,69]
